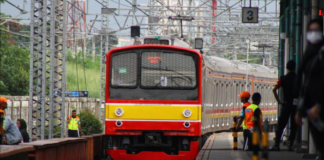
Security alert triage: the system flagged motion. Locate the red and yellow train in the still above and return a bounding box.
[105,35,278,160]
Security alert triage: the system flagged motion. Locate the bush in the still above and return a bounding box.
[78,109,103,135]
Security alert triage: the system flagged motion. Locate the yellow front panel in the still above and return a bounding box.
[198,106,201,120]
[106,104,201,120]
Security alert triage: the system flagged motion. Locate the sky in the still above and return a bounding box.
[0,0,278,39]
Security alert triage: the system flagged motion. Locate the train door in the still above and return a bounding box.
[215,81,220,128]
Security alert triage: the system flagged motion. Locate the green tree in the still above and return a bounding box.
[78,109,103,135]
[0,14,30,95]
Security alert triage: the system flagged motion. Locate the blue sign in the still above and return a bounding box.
[54,91,89,97]
[72,91,79,97]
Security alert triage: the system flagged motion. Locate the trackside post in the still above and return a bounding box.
[262,119,269,160]
[233,117,238,150]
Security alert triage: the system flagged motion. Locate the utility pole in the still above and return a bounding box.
[29,0,67,140]
[100,0,109,128]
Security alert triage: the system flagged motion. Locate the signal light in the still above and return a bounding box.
[131,26,140,37]
[195,38,203,49]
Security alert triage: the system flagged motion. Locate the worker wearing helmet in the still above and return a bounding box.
[244,93,263,151]
[235,91,251,150]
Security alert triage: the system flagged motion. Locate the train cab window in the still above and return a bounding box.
[109,50,198,100]
[141,51,197,89]
[110,53,138,87]
[159,40,169,45]
[144,38,169,45]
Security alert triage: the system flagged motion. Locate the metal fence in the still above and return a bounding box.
[1,96,104,134]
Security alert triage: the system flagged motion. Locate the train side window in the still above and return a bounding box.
[226,84,230,108]
[215,83,219,107]
[212,82,216,109]
[236,84,239,107]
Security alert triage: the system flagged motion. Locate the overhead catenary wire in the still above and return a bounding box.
[0,28,31,38]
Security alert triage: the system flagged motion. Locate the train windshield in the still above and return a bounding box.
[141,52,197,89]
[111,53,138,87]
[109,50,198,100]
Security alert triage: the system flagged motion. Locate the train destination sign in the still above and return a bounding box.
[118,68,128,74]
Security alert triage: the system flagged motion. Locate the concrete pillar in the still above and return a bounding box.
[19,100,22,119]
[95,100,100,120]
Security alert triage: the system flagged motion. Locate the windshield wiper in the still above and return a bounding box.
[142,66,194,83]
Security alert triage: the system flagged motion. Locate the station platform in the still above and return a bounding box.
[196,132,313,160]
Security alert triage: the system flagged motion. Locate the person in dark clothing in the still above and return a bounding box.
[16,119,30,143]
[244,92,263,151]
[295,18,324,160]
[270,60,298,151]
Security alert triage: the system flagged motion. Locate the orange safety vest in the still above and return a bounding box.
[244,104,262,130]
[241,102,251,130]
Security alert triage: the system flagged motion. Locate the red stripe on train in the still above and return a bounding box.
[105,121,201,136]
[107,141,199,160]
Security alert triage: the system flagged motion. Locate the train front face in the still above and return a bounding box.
[105,45,202,160]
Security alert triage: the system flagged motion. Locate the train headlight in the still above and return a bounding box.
[184,121,190,128]
[115,108,124,117]
[116,121,123,127]
[182,109,192,117]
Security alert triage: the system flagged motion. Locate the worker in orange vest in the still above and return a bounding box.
[67,110,83,137]
[0,97,7,144]
[235,91,251,150]
[244,93,263,151]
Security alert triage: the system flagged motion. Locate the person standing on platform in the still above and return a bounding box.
[67,110,83,137]
[270,60,298,151]
[295,18,324,160]
[235,91,251,150]
[243,93,263,151]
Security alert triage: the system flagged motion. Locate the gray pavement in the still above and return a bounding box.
[196,132,316,160]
